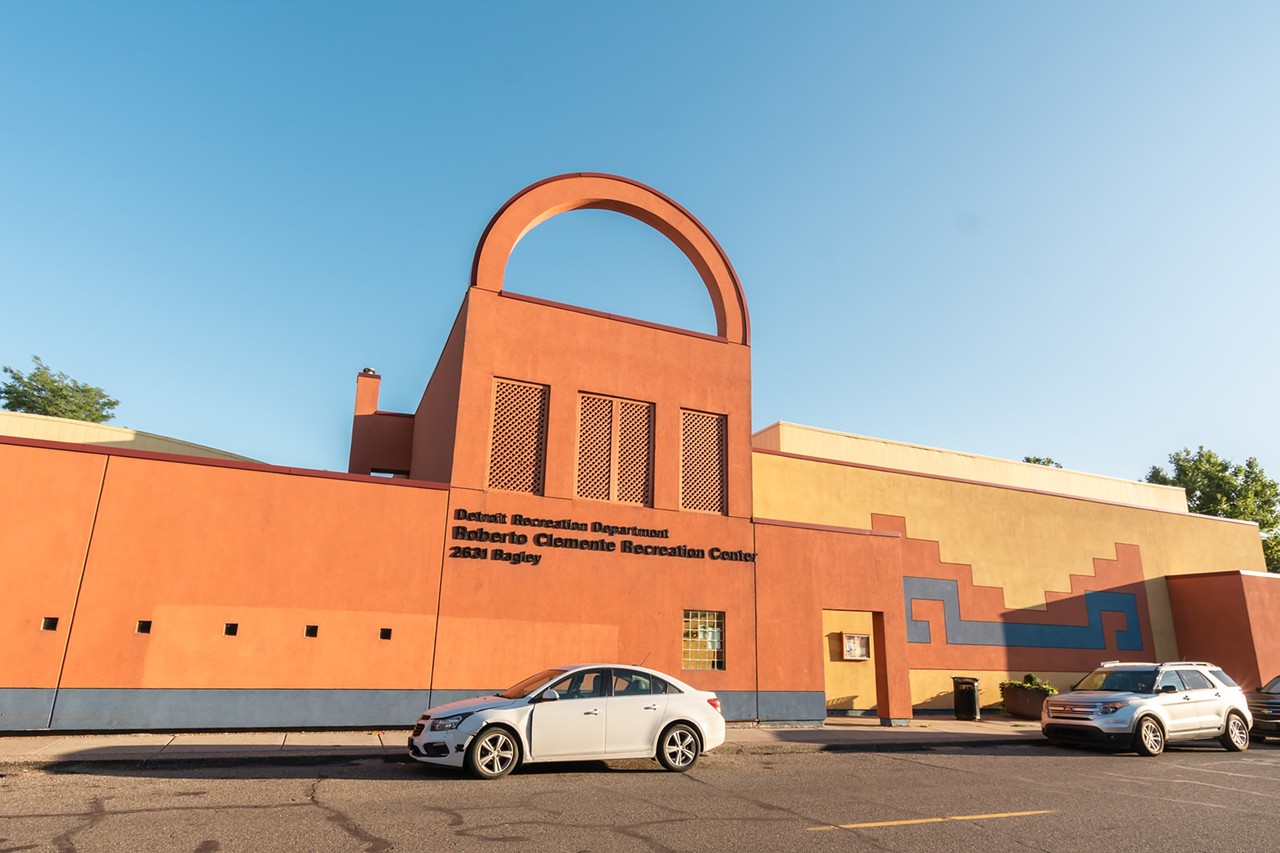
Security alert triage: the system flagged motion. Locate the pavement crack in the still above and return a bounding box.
[49,796,106,853]
[306,777,394,852]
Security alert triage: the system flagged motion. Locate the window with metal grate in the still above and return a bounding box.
[682,610,726,670]
[487,379,550,494]
[680,409,727,514]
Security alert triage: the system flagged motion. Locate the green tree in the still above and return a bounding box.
[1,355,119,423]
[1023,456,1063,468]
[1145,447,1280,573]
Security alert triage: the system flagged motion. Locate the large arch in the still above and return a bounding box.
[470,173,750,345]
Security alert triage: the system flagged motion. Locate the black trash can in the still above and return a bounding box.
[952,676,980,721]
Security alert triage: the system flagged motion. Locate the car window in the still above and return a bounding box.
[1158,670,1186,692]
[1210,669,1239,688]
[652,676,680,694]
[1077,668,1156,693]
[1179,670,1213,690]
[612,670,653,696]
[499,668,566,699]
[1264,676,1280,694]
[548,670,604,700]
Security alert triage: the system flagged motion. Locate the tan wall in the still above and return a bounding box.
[754,422,1188,512]
[0,411,256,462]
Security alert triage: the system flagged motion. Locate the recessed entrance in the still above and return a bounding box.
[822,609,879,716]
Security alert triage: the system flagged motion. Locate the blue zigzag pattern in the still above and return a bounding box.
[903,577,1143,651]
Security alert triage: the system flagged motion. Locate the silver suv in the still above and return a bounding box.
[1041,661,1252,756]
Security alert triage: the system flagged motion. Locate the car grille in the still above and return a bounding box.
[1045,702,1096,720]
[1249,700,1280,720]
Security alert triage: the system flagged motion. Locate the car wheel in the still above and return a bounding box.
[1133,717,1165,757]
[1220,712,1250,752]
[657,723,701,772]
[465,727,519,779]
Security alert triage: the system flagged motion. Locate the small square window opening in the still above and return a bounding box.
[41,616,59,631]
[136,620,152,634]
[224,622,239,637]
[379,628,392,641]
[304,625,319,638]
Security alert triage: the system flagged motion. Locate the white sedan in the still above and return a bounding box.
[408,664,727,779]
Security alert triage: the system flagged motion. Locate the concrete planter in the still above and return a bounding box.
[1001,684,1050,720]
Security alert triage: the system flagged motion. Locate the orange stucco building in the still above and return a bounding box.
[2,173,1276,731]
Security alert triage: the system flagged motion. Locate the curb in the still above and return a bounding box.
[0,736,1048,770]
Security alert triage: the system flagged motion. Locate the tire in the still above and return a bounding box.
[465,727,520,779]
[1220,712,1250,752]
[657,723,701,772]
[1133,717,1165,757]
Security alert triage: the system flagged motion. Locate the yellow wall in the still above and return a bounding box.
[752,450,1265,662]
[909,670,1084,711]
[821,610,879,712]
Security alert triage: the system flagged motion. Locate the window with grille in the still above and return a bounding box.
[682,610,725,671]
[576,393,654,506]
[487,379,549,494]
[680,409,727,514]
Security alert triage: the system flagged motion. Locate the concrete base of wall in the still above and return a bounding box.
[0,688,829,732]
[0,689,56,730]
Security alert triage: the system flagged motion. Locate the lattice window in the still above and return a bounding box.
[682,610,726,671]
[576,395,613,500]
[616,401,652,505]
[680,409,727,514]
[488,379,549,494]
[575,393,653,506]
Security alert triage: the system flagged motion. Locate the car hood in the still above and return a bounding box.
[422,695,517,718]
[1051,691,1147,703]
[1246,690,1280,703]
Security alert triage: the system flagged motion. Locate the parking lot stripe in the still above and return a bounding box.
[808,809,1055,831]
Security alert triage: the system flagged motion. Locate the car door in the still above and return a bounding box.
[528,668,607,760]
[1154,669,1196,734]
[1177,669,1226,734]
[604,669,668,756]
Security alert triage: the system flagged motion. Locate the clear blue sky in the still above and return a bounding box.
[3,2,1277,482]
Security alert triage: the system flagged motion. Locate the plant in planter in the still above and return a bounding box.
[999,673,1058,719]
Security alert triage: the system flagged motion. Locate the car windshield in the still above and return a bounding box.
[1262,676,1280,694]
[1074,668,1157,694]
[498,668,566,700]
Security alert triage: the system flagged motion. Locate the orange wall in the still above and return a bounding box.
[753,521,913,719]
[432,487,759,697]
[449,289,754,519]
[1167,571,1280,690]
[3,440,451,692]
[410,298,469,483]
[0,443,106,688]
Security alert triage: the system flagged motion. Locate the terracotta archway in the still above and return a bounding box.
[470,173,750,345]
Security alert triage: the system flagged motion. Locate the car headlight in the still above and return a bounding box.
[429,712,475,731]
[1100,701,1131,715]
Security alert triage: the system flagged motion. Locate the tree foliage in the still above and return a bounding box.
[1023,456,1063,468]
[1146,447,1280,573]
[0,356,119,424]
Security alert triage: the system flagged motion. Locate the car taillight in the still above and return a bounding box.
[707,697,721,713]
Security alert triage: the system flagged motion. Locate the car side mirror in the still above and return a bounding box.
[537,688,559,703]
[1160,685,1178,693]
